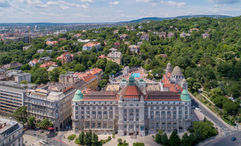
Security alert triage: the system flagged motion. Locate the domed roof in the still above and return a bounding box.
[172,66,183,76]
[72,90,83,102]
[180,89,191,101]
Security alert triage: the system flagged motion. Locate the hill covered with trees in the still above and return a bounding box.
[1,16,241,124]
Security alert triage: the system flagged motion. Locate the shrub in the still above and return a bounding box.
[133,142,145,146]
[68,134,76,141]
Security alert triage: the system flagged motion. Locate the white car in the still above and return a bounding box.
[195,107,201,112]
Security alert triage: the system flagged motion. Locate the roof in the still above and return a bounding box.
[83,91,117,101]
[172,66,183,76]
[121,85,141,98]
[72,90,83,102]
[83,42,100,47]
[121,76,141,98]
[145,91,181,101]
[180,89,191,101]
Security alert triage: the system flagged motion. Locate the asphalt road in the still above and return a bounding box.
[205,131,241,146]
[190,95,230,133]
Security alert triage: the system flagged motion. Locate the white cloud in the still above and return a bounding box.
[160,0,186,8]
[136,0,151,2]
[80,0,94,3]
[209,0,240,4]
[110,1,119,6]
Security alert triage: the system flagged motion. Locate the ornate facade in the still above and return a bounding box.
[72,64,191,136]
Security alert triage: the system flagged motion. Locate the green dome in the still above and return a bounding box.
[181,89,191,101]
[72,90,83,102]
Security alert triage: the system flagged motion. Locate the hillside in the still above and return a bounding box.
[0,16,240,124]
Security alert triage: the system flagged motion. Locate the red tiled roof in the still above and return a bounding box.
[121,85,141,98]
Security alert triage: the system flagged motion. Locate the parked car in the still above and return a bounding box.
[231,137,236,141]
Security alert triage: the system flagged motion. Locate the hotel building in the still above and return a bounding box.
[72,64,191,136]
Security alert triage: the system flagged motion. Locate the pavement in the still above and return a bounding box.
[205,130,241,146]
[101,135,160,146]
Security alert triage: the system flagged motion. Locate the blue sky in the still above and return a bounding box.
[0,0,240,23]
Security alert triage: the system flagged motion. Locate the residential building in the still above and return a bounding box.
[56,52,74,64]
[0,70,31,83]
[22,45,31,51]
[167,32,175,39]
[82,42,101,51]
[180,32,190,38]
[59,68,103,90]
[107,48,122,65]
[140,33,149,41]
[202,32,209,39]
[37,49,45,54]
[2,62,22,70]
[120,34,128,40]
[159,31,166,38]
[25,83,76,130]
[0,118,23,146]
[0,81,35,115]
[129,45,139,53]
[72,64,191,136]
[40,61,57,68]
[46,41,58,46]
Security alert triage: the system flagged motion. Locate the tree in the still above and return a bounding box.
[36,118,53,130]
[181,133,192,146]
[223,99,239,115]
[91,133,98,144]
[13,106,28,125]
[49,67,61,82]
[27,116,36,129]
[78,132,85,145]
[20,80,28,84]
[20,64,31,71]
[168,130,181,146]
[84,131,92,145]
[98,79,108,89]
[74,64,86,72]
[32,67,49,84]
[96,58,107,70]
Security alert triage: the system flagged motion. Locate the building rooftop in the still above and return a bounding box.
[0,118,22,137]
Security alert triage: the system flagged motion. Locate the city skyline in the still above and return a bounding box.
[0,0,241,23]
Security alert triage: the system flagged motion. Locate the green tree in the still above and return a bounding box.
[84,131,92,145]
[91,133,98,145]
[98,79,108,89]
[32,67,49,84]
[49,67,61,82]
[181,133,192,146]
[27,116,36,129]
[13,106,28,125]
[36,119,53,130]
[74,64,86,72]
[168,130,181,146]
[78,132,85,145]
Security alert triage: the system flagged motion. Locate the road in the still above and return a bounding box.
[205,131,241,146]
[190,93,230,134]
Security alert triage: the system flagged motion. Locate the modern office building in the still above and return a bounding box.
[0,118,23,146]
[72,64,191,136]
[0,81,35,115]
[25,83,76,130]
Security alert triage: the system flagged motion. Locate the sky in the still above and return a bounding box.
[0,0,240,23]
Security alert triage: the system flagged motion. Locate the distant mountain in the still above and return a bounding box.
[122,15,231,23]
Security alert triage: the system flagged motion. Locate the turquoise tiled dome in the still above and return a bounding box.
[181,89,191,101]
[72,90,83,102]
